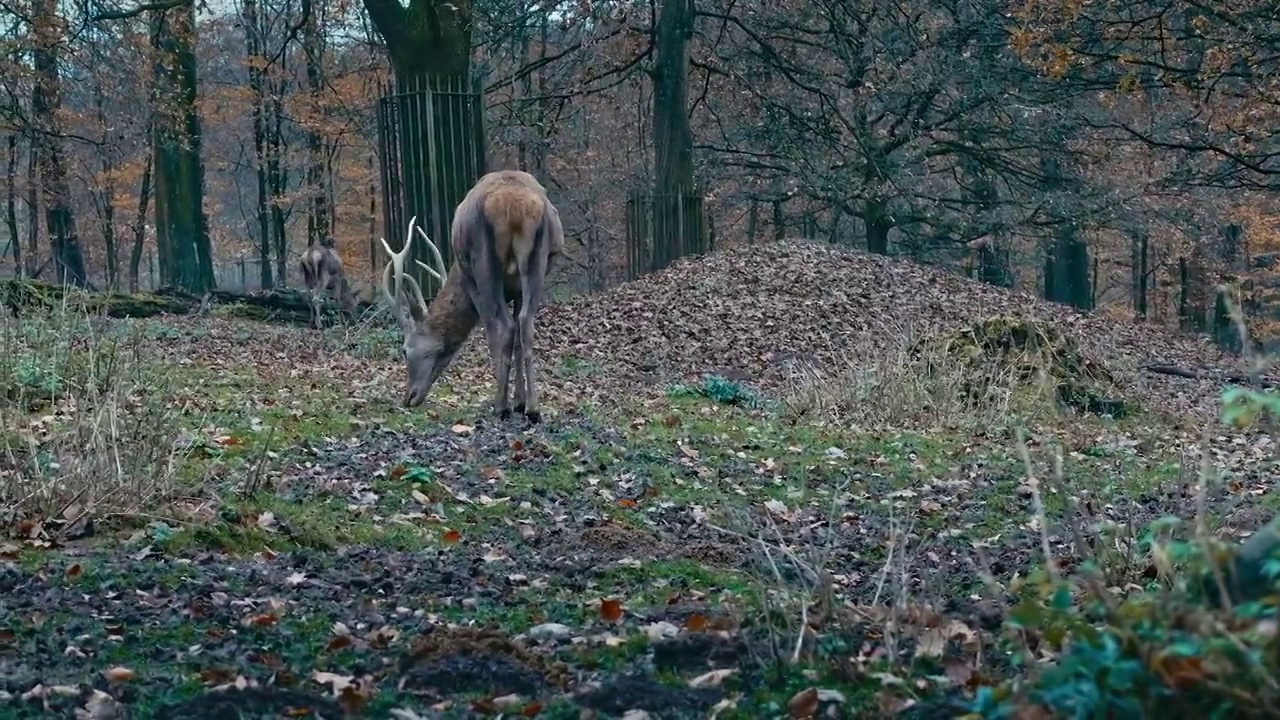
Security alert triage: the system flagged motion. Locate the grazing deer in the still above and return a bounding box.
[299,244,359,329]
[379,170,564,422]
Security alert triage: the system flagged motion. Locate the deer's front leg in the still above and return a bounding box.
[309,291,323,330]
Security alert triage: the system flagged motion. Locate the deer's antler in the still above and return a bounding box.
[380,215,429,319]
[414,224,448,284]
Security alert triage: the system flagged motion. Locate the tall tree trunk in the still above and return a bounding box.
[93,75,119,291]
[367,151,377,275]
[650,0,699,273]
[151,4,214,292]
[863,198,891,255]
[24,142,38,277]
[361,0,472,77]
[32,0,88,286]
[268,76,288,285]
[1043,223,1093,311]
[244,0,273,288]
[1131,229,1149,319]
[362,0,479,291]
[302,0,331,249]
[5,135,20,275]
[128,153,153,294]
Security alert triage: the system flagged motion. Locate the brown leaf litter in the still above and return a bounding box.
[516,240,1236,422]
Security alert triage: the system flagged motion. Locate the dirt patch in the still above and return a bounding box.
[575,672,725,717]
[399,626,571,698]
[675,540,746,568]
[578,522,663,557]
[651,633,749,672]
[154,687,344,720]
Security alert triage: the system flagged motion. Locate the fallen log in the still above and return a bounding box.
[1,278,377,326]
[1142,363,1279,389]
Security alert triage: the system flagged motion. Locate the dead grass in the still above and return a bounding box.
[777,319,1049,431]
[0,299,195,521]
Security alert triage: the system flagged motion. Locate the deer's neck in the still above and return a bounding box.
[426,269,478,348]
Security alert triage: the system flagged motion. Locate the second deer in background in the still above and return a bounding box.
[299,245,360,330]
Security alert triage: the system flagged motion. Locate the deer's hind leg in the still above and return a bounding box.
[510,295,526,414]
[464,262,516,420]
[515,250,549,424]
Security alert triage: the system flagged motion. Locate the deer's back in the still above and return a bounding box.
[453,170,554,279]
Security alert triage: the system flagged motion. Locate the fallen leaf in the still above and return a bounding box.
[451,423,474,435]
[788,687,819,718]
[442,529,462,544]
[326,634,355,652]
[102,666,136,683]
[600,598,624,622]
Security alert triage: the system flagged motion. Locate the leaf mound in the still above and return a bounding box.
[509,239,1235,421]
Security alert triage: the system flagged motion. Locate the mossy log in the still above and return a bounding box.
[1,279,378,326]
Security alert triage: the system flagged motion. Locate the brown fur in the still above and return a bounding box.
[380,170,564,420]
[300,245,358,329]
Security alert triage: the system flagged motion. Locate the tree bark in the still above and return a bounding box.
[361,0,473,77]
[128,151,153,294]
[4,135,20,275]
[151,4,214,293]
[1043,224,1093,311]
[650,0,699,273]
[864,198,891,255]
[93,75,120,291]
[302,0,331,250]
[1131,229,1149,319]
[268,74,288,285]
[362,0,480,293]
[24,138,38,277]
[31,0,89,286]
[243,0,273,289]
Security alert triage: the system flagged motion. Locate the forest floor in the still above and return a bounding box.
[4,241,1278,719]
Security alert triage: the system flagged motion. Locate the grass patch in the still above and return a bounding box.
[1,305,195,520]
[5,304,1277,718]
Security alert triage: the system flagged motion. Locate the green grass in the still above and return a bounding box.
[3,309,1238,718]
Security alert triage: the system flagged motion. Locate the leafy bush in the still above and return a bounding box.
[970,382,1280,718]
[668,374,763,407]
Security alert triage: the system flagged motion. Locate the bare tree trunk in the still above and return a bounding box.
[151,3,214,292]
[650,0,699,272]
[367,151,376,272]
[24,142,38,277]
[93,76,120,291]
[32,0,88,286]
[268,74,288,285]
[244,0,273,289]
[5,135,20,275]
[128,152,153,294]
[302,0,331,249]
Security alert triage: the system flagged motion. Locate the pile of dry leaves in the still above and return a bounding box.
[488,240,1238,422]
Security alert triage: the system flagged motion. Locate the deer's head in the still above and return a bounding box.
[379,216,456,408]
